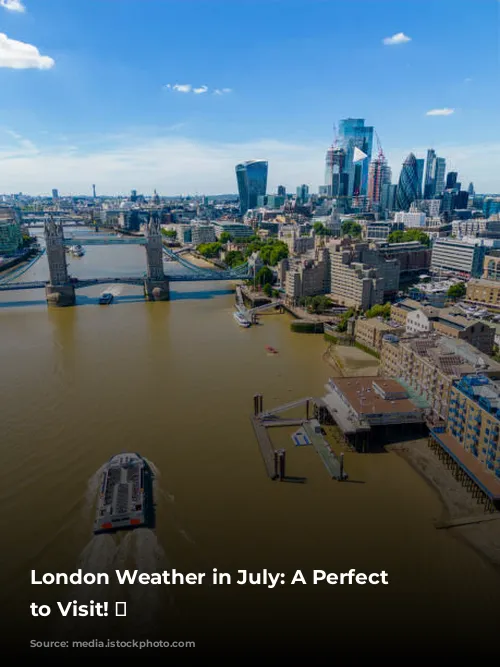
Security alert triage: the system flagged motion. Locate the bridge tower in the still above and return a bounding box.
[144,211,170,301]
[44,217,75,307]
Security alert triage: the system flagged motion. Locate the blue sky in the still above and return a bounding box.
[0,0,499,195]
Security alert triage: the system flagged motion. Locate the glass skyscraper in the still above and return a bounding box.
[235,160,268,215]
[397,153,421,211]
[424,149,446,198]
[337,118,374,196]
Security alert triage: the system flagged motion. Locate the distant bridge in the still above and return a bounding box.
[0,220,252,303]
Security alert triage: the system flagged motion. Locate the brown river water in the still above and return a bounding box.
[1,230,499,656]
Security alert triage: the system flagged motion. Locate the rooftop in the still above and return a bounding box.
[331,377,420,416]
[400,335,500,376]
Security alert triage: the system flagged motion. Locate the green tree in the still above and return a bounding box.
[387,228,430,247]
[197,242,222,258]
[255,266,274,286]
[337,308,356,333]
[341,220,362,238]
[447,282,466,300]
[365,303,391,319]
[161,229,177,240]
[219,232,233,244]
[313,222,330,236]
[224,250,245,268]
[262,283,273,297]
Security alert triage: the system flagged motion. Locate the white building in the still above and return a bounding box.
[406,308,434,334]
[212,221,254,240]
[430,238,495,278]
[394,210,427,228]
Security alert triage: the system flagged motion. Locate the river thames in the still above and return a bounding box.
[1,229,499,656]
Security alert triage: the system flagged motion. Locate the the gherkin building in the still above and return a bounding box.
[396,153,420,211]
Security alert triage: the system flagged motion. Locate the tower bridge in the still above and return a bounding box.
[0,214,251,306]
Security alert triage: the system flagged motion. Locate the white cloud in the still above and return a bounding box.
[382,32,411,45]
[0,0,25,13]
[464,77,473,83]
[0,33,54,69]
[0,131,497,195]
[166,84,232,95]
[426,108,455,116]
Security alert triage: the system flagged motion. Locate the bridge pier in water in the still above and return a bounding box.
[44,218,76,307]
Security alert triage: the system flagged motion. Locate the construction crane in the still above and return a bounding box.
[374,130,385,160]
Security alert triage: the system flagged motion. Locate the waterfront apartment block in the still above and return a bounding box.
[373,241,431,283]
[380,334,500,420]
[354,317,404,352]
[429,375,500,508]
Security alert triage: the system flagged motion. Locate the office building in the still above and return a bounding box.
[52,189,59,200]
[397,153,421,211]
[380,183,397,213]
[324,145,348,197]
[431,238,493,279]
[424,149,445,198]
[277,185,286,198]
[212,221,254,240]
[365,221,404,241]
[235,160,268,215]
[394,210,426,228]
[483,197,500,219]
[192,224,217,245]
[337,118,374,196]
[296,184,309,203]
[416,158,424,198]
[0,208,22,255]
[446,172,458,190]
[367,153,391,207]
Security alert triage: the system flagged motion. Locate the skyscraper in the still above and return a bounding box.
[296,184,309,203]
[367,153,392,207]
[446,172,458,190]
[235,160,268,215]
[324,145,348,197]
[52,189,59,200]
[277,185,286,198]
[397,153,421,211]
[468,182,475,196]
[416,159,424,198]
[424,149,437,198]
[435,157,446,196]
[424,149,446,198]
[337,118,374,196]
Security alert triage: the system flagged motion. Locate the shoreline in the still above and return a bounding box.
[319,341,500,573]
[390,440,500,572]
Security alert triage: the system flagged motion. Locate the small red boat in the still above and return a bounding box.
[265,345,278,354]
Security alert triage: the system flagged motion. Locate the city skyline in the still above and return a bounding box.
[0,0,498,194]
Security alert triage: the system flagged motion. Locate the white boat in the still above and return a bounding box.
[94,452,153,534]
[233,310,251,327]
[70,244,85,257]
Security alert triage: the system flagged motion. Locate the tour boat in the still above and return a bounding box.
[233,311,251,327]
[99,292,114,305]
[94,452,153,534]
[70,244,85,257]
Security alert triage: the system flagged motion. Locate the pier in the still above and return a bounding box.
[251,394,347,481]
